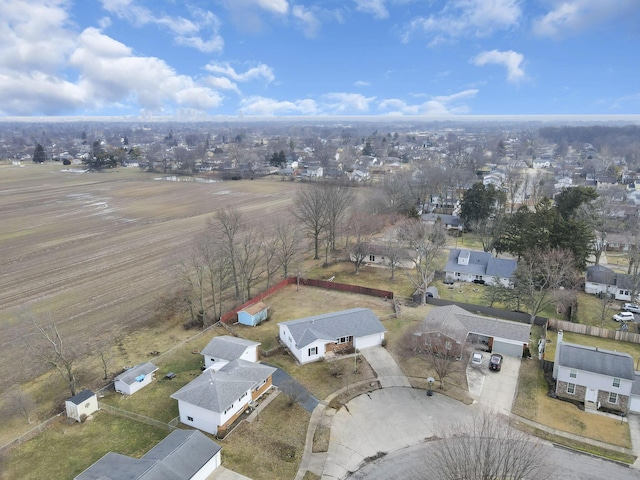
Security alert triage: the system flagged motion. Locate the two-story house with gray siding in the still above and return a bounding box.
[553,331,635,413]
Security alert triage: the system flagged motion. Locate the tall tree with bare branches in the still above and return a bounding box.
[294,183,329,259]
[24,314,78,396]
[415,412,554,480]
[209,206,243,299]
[273,218,303,278]
[396,219,447,304]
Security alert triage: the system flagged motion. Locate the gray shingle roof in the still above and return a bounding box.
[171,359,275,412]
[558,343,635,380]
[67,389,95,405]
[444,249,517,279]
[74,430,221,480]
[200,335,260,361]
[114,363,158,386]
[279,308,386,349]
[423,305,531,343]
[585,265,617,285]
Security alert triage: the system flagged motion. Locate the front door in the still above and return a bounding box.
[585,388,598,404]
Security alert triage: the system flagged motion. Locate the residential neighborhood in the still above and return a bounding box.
[3,119,640,480]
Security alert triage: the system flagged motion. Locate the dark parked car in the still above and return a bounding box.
[489,354,503,371]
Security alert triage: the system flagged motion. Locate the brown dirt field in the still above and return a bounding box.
[0,164,300,390]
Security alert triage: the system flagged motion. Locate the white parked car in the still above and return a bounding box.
[623,303,640,314]
[471,352,483,368]
[613,311,635,322]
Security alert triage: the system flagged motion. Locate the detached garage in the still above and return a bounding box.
[114,362,158,395]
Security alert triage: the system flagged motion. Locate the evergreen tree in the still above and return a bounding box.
[33,143,46,163]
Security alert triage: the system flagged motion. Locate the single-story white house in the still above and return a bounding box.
[278,308,387,364]
[114,362,158,395]
[65,390,99,422]
[349,243,416,269]
[237,302,268,327]
[444,249,517,287]
[171,359,275,436]
[200,335,261,371]
[74,429,222,480]
[584,265,638,302]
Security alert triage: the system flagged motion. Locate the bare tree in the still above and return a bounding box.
[198,234,231,322]
[236,225,266,302]
[346,210,383,274]
[396,219,447,304]
[294,183,329,259]
[407,321,469,390]
[416,412,554,480]
[179,245,209,327]
[510,248,578,323]
[273,218,303,278]
[324,182,355,251]
[578,187,620,265]
[24,314,78,396]
[210,206,243,299]
[3,386,36,424]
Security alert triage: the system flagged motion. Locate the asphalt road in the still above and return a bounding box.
[347,441,634,480]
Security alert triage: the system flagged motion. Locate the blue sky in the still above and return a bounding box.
[1,0,639,118]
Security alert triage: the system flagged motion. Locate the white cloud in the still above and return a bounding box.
[321,93,376,112]
[402,0,521,44]
[354,0,389,19]
[354,80,371,87]
[205,62,275,83]
[293,5,321,38]
[207,77,241,95]
[255,0,289,14]
[100,1,224,53]
[472,49,525,83]
[378,89,479,115]
[532,0,640,38]
[239,96,317,115]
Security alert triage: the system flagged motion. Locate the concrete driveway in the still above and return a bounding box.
[361,346,411,388]
[466,353,521,414]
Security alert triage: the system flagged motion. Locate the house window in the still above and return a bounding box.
[337,336,352,344]
[308,346,318,356]
[369,255,375,262]
[613,377,621,388]
[239,392,247,401]
[455,272,461,277]
[609,392,618,404]
[187,416,194,422]
[474,275,483,280]
[445,341,452,350]
[224,403,234,415]
[569,369,577,379]
[566,383,576,395]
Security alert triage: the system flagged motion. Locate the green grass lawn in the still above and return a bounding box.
[512,356,632,450]
[544,330,640,365]
[0,412,168,480]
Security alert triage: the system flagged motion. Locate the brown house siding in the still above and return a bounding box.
[251,376,273,401]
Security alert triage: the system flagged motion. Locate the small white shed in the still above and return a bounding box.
[65,390,99,422]
[114,362,158,395]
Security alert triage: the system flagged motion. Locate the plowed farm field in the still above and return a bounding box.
[0,164,299,389]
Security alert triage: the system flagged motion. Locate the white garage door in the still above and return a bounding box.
[630,395,640,414]
[492,339,523,358]
[355,333,383,350]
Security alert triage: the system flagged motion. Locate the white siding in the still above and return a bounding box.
[115,374,154,395]
[354,332,384,350]
[177,401,221,435]
[557,366,633,396]
[191,451,222,480]
[491,339,523,358]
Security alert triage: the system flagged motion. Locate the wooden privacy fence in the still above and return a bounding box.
[220,277,394,324]
[548,318,640,344]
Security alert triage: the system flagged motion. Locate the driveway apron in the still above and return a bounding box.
[361,346,411,388]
